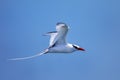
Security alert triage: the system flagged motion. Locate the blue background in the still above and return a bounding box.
[0,0,120,80]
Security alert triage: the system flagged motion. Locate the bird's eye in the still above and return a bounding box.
[72,45,78,49]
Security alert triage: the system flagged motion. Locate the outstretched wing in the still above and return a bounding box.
[8,49,48,60]
[45,22,69,47]
[44,31,58,47]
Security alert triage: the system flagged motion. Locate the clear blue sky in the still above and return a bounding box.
[0,0,120,80]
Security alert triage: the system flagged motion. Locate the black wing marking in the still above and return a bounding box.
[47,31,57,34]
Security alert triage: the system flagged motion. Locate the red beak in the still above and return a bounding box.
[78,47,85,51]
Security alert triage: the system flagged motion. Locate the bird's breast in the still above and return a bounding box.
[48,45,74,53]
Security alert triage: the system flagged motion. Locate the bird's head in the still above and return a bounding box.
[72,44,85,51]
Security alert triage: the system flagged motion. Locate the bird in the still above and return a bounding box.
[9,22,85,60]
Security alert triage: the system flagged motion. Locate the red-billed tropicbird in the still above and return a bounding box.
[9,22,85,60]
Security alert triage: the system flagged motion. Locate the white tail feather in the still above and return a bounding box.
[8,50,48,60]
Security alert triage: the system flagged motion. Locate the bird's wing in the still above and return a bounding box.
[55,23,69,45]
[8,49,48,60]
[44,31,58,47]
[44,23,69,47]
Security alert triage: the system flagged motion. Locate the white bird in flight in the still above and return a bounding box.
[9,22,85,60]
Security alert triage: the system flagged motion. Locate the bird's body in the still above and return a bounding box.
[9,22,85,60]
[48,43,75,53]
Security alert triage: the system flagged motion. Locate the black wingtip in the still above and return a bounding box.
[56,22,66,25]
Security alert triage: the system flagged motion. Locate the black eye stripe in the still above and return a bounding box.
[72,45,78,49]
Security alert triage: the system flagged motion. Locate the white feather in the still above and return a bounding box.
[45,23,69,47]
[8,49,48,60]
